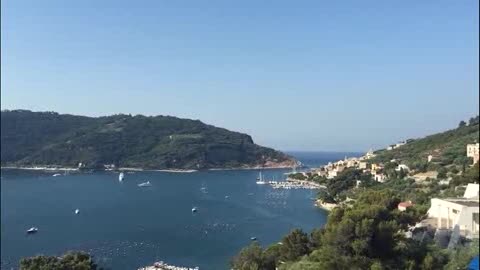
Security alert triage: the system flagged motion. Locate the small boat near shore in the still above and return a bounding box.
[52,173,62,177]
[119,172,125,182]
[138,181,151,187]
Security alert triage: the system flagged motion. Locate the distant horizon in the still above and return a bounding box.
[2,1,478,151]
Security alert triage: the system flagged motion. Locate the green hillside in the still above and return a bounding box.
[372,117,479,170]
[1,110,296,170]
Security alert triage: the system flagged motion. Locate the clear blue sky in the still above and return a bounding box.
[2,1,479,152]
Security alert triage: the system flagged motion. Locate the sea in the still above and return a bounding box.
[0,151,361,270]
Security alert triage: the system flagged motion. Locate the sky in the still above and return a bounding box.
[1,0,479,152]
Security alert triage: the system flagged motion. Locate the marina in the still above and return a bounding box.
[268,180,324,190]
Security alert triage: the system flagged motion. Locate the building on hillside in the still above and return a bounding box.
[327,170,338,179]
[394,141,407,149]
[356,180,362,188]
[387,145,394,151]
[428,155,433,163]
[426,184,479,238]
[365,149,376,159]
[396,164,410,172]
[371,163,383,171]
[467,143,479,164]
[372,171,386,182]
[464,183,479,199]
[358,162,367,169]
[315,169,327,177]
[398,201,414,211]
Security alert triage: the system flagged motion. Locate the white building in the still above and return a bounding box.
[467,143,479,164]
[327,170,338,179]
[427,155,433,163]
[427,184,479,238]
[394,141,406,149]
[365,149,376,159]
[396,164,410,172]
[464,183,480,199]
[373,172,386,183]
[358,162,367,169]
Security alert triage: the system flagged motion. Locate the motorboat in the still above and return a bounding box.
[192,207,198,213]
[52,173,62,177]
[74,209,80,215]
[138,181,152,187]
[250,237,257,241]
[27,227,38,234]
[118,172,125,182]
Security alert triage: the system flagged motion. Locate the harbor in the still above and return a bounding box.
[269,179,324,190]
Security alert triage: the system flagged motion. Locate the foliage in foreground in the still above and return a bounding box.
[231,189,478,270]
[20,251,100,270]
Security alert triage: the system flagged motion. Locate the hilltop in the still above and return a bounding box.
[372,116,479,170]
[0,110,296,170]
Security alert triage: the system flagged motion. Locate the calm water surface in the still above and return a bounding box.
[1,153,350,269]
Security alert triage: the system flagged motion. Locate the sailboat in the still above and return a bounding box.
[256,172,266,185]
[118,172,125,182]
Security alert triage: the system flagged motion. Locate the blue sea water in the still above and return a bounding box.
[0,152,353,270]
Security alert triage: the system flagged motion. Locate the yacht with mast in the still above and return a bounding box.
[256,172,266,185]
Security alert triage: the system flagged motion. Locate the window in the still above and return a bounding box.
[452,209,460,214]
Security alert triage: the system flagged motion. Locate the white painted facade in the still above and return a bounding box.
[464,183,479,199]
[427,198,479,237]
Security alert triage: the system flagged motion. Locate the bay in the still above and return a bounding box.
[0,152,351,269]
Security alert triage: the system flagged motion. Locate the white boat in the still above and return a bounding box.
[26,227,38,234]
[250,236,257,241]
[138,181,151,187]
[118,172,125,182]
[74,209,80,215]
[192,207,198,213]
[256,172,266,185]
[52,173,62,177]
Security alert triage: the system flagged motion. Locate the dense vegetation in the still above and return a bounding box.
[232,117,479,270]
[231,188,479,270]
[1,110,295,170]
[20,252,100,270]
[372,118,479,172]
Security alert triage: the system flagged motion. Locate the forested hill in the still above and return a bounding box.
[372,116,479,169]
[0,110,296,170]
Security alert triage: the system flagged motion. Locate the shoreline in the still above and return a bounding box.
[314,200,338,211]
[1,164,295,173]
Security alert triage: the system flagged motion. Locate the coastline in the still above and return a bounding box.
[0,166,80,171]
[1,164,295,173]
[314,200,338,211]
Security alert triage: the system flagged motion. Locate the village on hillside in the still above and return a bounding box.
[290,139,480,243]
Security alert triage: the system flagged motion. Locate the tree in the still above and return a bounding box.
[20,252,99,270]
[280,229,310,261]
[231,242,274,270]
[458,120,467,128]
[468,115,479,126]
